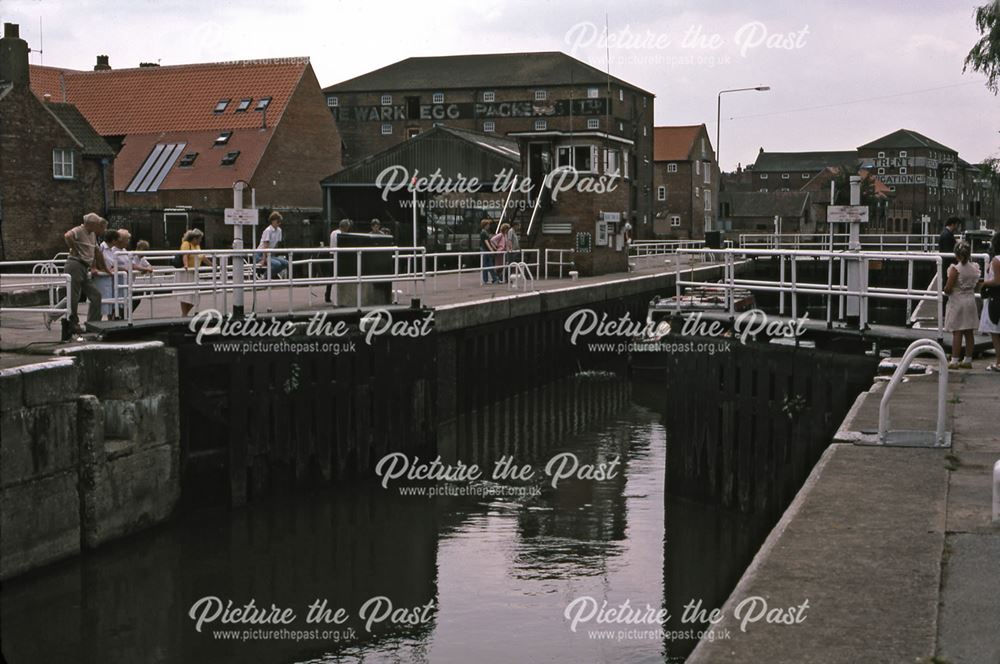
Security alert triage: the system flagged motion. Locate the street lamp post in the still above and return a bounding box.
[716,85,770,171]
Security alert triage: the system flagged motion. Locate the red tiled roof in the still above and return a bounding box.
[115,129,274,191]
[653,125,704,162]
[29,59,308,135]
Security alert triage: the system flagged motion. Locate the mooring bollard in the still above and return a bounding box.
[569,270,579,281]
[993,460,1000,524]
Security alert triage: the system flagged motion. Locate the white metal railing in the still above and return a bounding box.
[739,233,939,252]
[505,261,535,292]
[544,248,574,279]
[672,247,991,338]
[414,249,540,291]
[878,339,949,447]
[629,240,707,258]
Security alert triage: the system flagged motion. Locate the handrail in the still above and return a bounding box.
[877,339,949,446]
[505,261,535,292]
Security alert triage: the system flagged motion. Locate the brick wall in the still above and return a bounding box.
[0,87,111,261]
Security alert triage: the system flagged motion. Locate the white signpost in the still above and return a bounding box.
[224,208,259,226]
[828,205,869,224]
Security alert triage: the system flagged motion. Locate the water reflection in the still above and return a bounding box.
[2,381,782,664]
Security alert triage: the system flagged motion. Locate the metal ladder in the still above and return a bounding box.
[877,338,951,447]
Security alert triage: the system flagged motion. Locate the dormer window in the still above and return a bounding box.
[255,97,271,111]
[214,99,230,113]
[221,151,240,166]
[179,153,198,167]
[236,98,252,112]
[215,131,233,146]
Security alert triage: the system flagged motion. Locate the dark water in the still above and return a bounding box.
[1,383,776,664]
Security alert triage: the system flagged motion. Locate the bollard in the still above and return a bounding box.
[569,270,579,280]
[994,460,1000,524]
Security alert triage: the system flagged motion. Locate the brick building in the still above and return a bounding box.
[747,149,859,192]
[323,52,655,244]
[959,159,999,226]
[28,55,342,250]
[651,125,718,239]
[718,191,813,234]
[856,129,962,233]
[0,23,115,261]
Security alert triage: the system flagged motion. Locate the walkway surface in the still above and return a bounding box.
[689,368,1000,664]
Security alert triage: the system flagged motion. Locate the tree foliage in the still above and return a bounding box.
[965,1,1000,94]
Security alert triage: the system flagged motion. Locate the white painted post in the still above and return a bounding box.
[233,182,246,317]
[846,175,862,320]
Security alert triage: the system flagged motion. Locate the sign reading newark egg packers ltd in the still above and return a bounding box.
[335,98,609,122]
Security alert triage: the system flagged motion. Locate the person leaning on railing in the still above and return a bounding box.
[178,228,209,317]
[44,212,106,340]
[979,231,1000,372]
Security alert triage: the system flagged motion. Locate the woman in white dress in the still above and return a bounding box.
[979,232,1000,372]
[943,241,980,369]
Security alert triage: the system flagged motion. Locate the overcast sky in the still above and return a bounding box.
[6,0,999,169]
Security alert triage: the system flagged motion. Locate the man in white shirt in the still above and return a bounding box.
[256,212,288,277]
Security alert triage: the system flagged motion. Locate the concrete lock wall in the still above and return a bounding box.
[0,343,180,580]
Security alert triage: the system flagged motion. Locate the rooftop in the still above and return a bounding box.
[858,128,957,154]
[324,52,653,96]
[753,150,859,173]
[653,125,708,162]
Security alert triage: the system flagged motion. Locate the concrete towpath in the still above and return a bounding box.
[688,366,1000,664]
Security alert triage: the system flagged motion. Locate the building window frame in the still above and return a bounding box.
[781,173,790,179]
[327,96,339,107]
[52,148,75,179]
[534,119,547,131]
[482,91,495,102]
[534,89,547,101]
[760,173,768,179]
[670,215,681,227]
[657,186,666,201]
[899,167,907,175]
[381,123,393,135]
[213,98,230,113]
[587,118,599,130]
[483,120,496,133]
[432,92,444,104]
[667,163,677,173]
[380,94,392,105]
[235,98,253,112]
[587,87,599,99]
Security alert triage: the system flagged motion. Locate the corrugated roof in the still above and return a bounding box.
[324,125,520,186]
[753,150,859,172]
[42,101,116,157]
[720,191,811,218]
[653,125,705,162]
[324,52,653,96]
[29,59,307,135]
[857,128,957,153]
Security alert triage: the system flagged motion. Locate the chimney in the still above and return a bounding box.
[94,55,111,71]
[43,93,51,102]
[0,22,29,88]
[139,62,160,68]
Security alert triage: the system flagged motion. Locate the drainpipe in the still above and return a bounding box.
[100,157,110,215]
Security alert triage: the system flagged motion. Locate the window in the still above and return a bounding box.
[534,90,547,101]
[878,167,885,175]
[236,98,252,112]
[604,149,620,175]
[695,161,701,175]
[618,121,624,132]
[670,215,681,227]
[623,149,630,179]
[802,173,810,179]
[700,138,706,154]
[760,188,768,192]
[695,187,700,198]
[214,99,230,113]
[52,148,74,179]
[643,126,647,136]
[657,186,666,201]
[221,151,240,166]
[878,151,885,158]
[704,194,712,211]
[556,145,595,172]
[899,150,907,158]
[380,94,393,105]
[587,118,599,130]
[760,173,768,179]
[255,97,271,111]
[381,123,393,135]
[327,96,339,107]
[704,168,711,185]
[618,88,624,101]
[899,167,907,175]
[482,91,495,102]
[667,163,678,173]
[587,87,599,99]
[432,92,444,103]
[179,153,198,167]
[781,173,789,179]
[214,131,232,146]
[483,120,495,133]
[534,119,547,131]
[890,186,897,192]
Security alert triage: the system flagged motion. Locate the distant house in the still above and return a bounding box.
[0,23,115,260]
[652,125,718,239]
[718,191,813,234]
[28,54,342,250]
[749,150,859,192]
